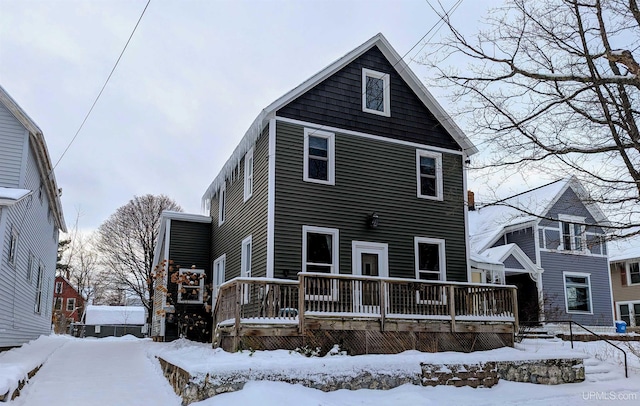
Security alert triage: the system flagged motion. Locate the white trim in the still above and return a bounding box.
[55,281,63,294]
[177,268,205,304]
[241,236,252,304]
[626,261,640,286]
[351,241,389,277]
[243,147,254,202]
[616,300,640,327]
[66,297,76,311]
[213,254,226,299]
[362,68,390,117]
[218,182,226,225]
[267,119,276,279]
[303,128,335,185]
[414,237,446,281]
[276,116,465,156]
[416,150,443,201]
[463,157,471,283]
[563,271,594,315]
[302,226,339,301]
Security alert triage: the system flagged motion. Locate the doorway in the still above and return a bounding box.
[352,241,388,313]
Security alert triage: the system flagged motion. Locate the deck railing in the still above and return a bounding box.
[212,272,518,337]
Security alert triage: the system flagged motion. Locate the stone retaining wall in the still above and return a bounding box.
[0,365,41,402]
[158,357,584,405]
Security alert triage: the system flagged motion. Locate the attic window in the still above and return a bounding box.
[362,68,390,117]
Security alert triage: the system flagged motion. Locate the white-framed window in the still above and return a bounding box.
[414,237,446,304]
[35,263,44,314]
[563,272,593,314]
[559,215,586,251]
[213,254,226,298]
[362,68,390,116]
[302,226,339,301]
[241,236,252,304]
[218,183,226,225]
[244,147,254,202]
[8,226,18,265]
[618,301,640,327]
[177,268,205,304]
[27,252,34,282]
[66,298,76,311]
[95,325,101,334]
[55,281,63,294]
[627,262,640,285]
[303,128,335,185]
[416,150,443,200]
[54,297,63,310]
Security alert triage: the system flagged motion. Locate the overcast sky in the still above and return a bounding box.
[1,0,511,232]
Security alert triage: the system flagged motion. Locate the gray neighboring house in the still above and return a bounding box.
[0,85,66,349]
[469,177,614,327]
[151,33,480,341]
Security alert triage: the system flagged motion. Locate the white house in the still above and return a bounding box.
[0,85,66,349]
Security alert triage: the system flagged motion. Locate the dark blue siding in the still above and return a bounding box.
[277,46,462,151]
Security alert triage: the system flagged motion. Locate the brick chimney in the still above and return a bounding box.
[467,190,475,211]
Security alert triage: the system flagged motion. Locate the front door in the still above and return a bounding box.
[352,241,388,313]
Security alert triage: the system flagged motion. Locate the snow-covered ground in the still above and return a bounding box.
[1,335,638,405]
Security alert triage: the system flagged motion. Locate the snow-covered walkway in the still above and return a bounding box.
[11,337,180,406]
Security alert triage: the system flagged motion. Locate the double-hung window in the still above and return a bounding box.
[304,128,335,185]
[55,281,63,294]
[414,237,446,304]
[213,254,226,298]
[559,215,585,251]
[66,298,76,311]
[244,147,254,201]
[416,150,443,200]
[563,272,592,313]
[628,262,640,285]
[35,263,44,314]
[177,268,205,304]
[218,184,226,225]
[619,302,640,327]
[303,226,339,301]
[362,68,390,116]
[54,297,63,311]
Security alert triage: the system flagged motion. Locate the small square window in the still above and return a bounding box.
[244,147,254,202]
[177,268,205,304]
[362,68,390,116]
[303,128,335,185]
[416,150,443,200]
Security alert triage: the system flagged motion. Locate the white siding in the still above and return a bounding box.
[0,102,27,188]
[0,140,59,348]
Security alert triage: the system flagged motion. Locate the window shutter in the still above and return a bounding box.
[621,267,628,286]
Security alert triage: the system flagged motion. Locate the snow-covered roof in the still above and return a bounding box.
[84,305,145,325]
[0,187,32,206]
[468,177,608,253]
[201,33,477,207]
[608,235,640,262]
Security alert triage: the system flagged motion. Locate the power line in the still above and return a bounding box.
[51,0,152,172]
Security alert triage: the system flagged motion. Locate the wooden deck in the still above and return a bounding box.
[212,273,518,354]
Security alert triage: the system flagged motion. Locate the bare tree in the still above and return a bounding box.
[423,0,640,237]
[95,194,182,325]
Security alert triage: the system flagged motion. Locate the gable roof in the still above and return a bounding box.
[202,33,477,205]
[0,85,66,232]
[481,243,542,274]
[469,176,609,253]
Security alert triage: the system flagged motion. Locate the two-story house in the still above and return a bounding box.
[151,34,519,354]
[469,177,614,327]
[52,274,85,333]
[609,235,640,331]
[0,85,66,350]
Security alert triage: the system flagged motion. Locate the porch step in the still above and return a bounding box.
[584,357,622,382]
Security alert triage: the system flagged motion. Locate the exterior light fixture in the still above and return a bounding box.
[369,212,379,228]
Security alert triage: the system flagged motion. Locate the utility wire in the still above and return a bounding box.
[51,0,152,172]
